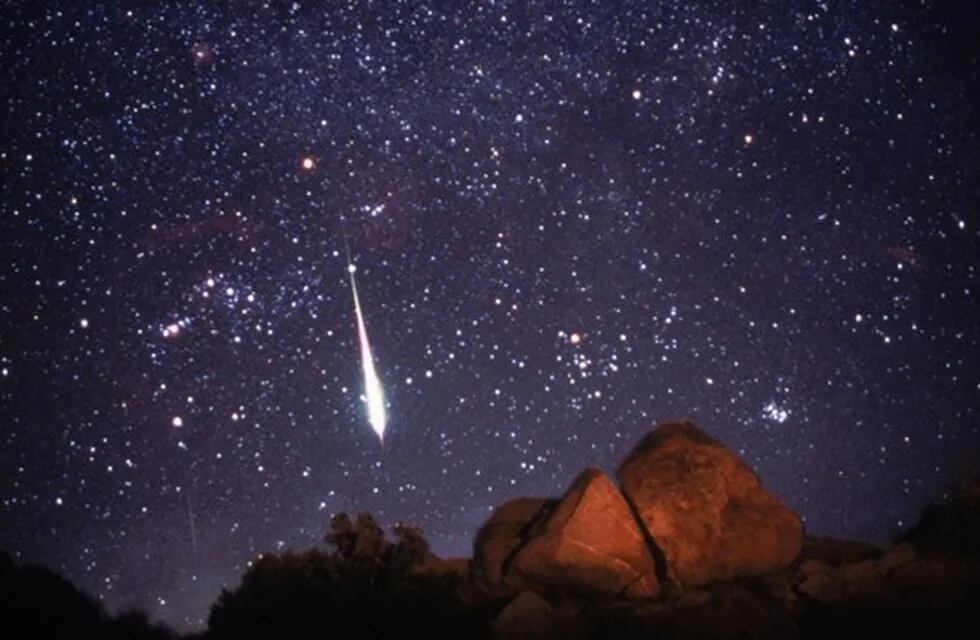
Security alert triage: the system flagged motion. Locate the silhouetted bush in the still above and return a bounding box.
[206,513,491,639]
[0,551,174,640]
[901,472,980,555]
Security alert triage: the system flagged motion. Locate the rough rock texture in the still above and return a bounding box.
[656,586,799,640]
[876,542,916,576]
[798,558,889,603]
[510,467,661,599]
[569,585,797,640]
[617,421,803,586]
[800,535,882,566]
[798,541,980,608]
[885,549,980,602]
[491,590,558,640]
[472,497,551,596]
[408,554,470,580]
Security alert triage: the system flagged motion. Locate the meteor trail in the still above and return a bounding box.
[347,261,387,444]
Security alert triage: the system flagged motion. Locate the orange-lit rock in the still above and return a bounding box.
[511,467,660,599]
[472,497,551,596]
[617,421,803,586]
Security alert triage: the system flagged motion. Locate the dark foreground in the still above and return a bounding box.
[5,426,979,639]
[3,524,980,640]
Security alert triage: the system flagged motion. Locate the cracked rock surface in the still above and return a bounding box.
[618,422,803,586]
[510,467,661,599]
[472,497,553,596]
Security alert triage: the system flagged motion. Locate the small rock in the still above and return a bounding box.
[797,560,841,603]
[877,542,916,576]
[656,586,798,640]
[492,591,558,640]
[801,535,882,566]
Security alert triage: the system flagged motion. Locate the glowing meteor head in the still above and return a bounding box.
[366,383,386,442]
[348,264,357,274]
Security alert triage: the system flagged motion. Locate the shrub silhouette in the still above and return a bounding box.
[901,472,980,555]
[206,512,490,639]
[0,551,173,640]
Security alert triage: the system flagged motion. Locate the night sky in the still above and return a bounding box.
[2,1,979,631]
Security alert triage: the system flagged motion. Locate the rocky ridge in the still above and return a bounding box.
[471,421,980,639]
[475,421,802,600]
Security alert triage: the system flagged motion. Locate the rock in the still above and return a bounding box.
[408,553,469,580]
[442,556,471,578]
[736,567,802,612]
[673,589,714,609]
[492,590,558,640]
[885,550,980,605]
[472,497,552,596]
[877,542,916,577]
[797,560,839,603]
[841,558,889,599]
[797,558,888,604]
[510,467,661,599]
[617,421,803,586]
[654,585,798,640]
[801,535,882,566]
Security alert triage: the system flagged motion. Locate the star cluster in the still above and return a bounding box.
[1,1,978,631]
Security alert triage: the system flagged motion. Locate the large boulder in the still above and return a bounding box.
[472,497,551,596]
[511,467,661,599]
[617,421,803,586]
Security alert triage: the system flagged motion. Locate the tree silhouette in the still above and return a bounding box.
[901,472,980,555]
[0,551,174,640]
[206,512,490,639]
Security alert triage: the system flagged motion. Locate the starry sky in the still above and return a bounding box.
[2,0,979,631]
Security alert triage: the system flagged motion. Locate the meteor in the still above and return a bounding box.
[347,263,387,443]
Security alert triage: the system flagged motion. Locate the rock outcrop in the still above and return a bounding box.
[471,497,552,596]
[617,421,803,586]
[798,541,980,608]
[800,535,882,566]
[491,590,558,640]
[473,422,806,598]
[510,467,660,599]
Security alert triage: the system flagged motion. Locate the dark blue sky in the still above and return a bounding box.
[1,1,978,631]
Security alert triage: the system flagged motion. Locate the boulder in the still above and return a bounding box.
[472,497,551,596]
[657,585,799,640]
[492,590,558,640]
[588,585,796,640]
[736,567,802,613]
[884,549,980,605]
[511,467,660,599]
[801,536,882,566]
[408,554,469,580]
[797,557,890,604]
[617,421,803,586]
[796,560,837,602]
[876,542,916,577]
